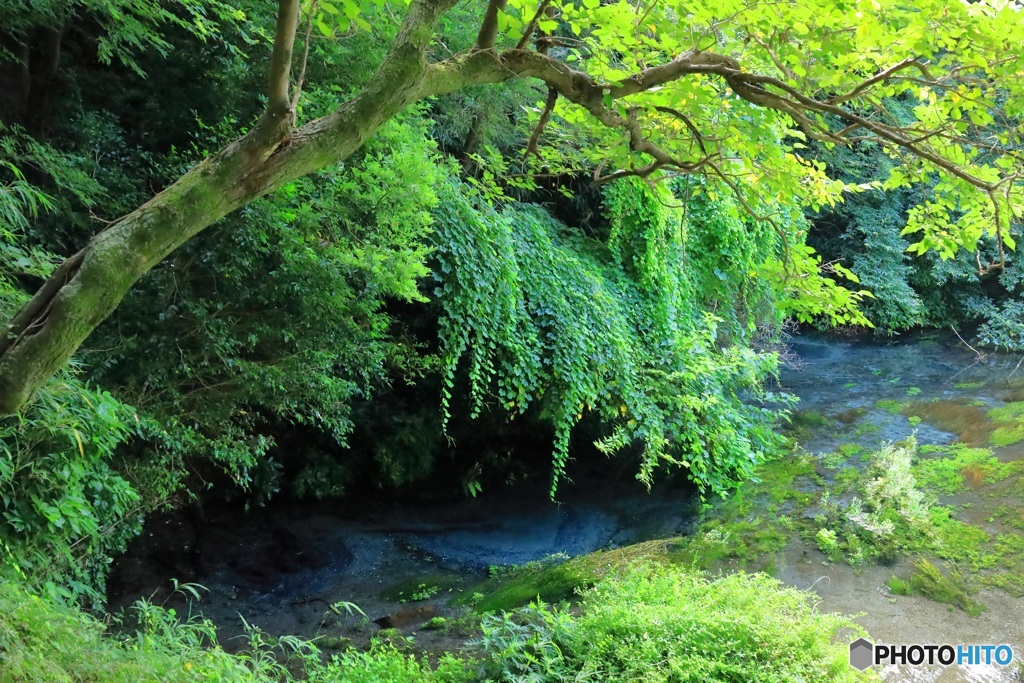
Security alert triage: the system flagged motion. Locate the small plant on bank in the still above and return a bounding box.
[909,559,986,617]
[396,584,439,603]
[810,438,934,566]
[816,528,842,562]
[421,617,448,630]
[821,450,848,469]
[887,575,913,596]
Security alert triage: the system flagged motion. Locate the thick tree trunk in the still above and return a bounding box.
[0,127,273,413]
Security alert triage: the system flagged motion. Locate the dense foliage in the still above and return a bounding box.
[806,136,1023,340]
[0,566,869,682]
[433,177,791,495]
[0,3,1023,678]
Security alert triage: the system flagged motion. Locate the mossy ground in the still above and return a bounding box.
[905,558,986,617]
[455,540,681,613]
[644,401,1024,615]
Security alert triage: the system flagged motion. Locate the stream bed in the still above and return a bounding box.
[108,333,1024,681]
[776,335,1024,682]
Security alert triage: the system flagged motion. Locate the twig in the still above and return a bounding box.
[951,326,983,359]
[515,0,554,50]
[290,0,318,119]
[523,88,557,163]
[1005,355,1024,384]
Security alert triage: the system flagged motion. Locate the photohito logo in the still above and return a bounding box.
[849,638,1015,671]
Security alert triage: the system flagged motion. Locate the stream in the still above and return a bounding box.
[107,333,1024,681]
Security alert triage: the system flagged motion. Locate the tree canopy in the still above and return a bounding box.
[2,0,1023,416]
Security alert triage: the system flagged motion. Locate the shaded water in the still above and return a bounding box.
[109,333,1024,679]
[108,460,700,646]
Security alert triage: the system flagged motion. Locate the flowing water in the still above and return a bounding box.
[777,334,1024,682]
[108,333,1024,680]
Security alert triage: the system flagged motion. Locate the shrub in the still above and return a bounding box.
[0,377,144,605]
[476,568,871,683]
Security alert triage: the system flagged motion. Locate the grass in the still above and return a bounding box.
[875,399,908,414]
[472,569,872,683]
[852,421,880,436]
[562,569,871,682]
[991,424,1024,446]
[887,575,913,596]
[988,402,1024,422]
[0,580,313,683]
[908,559,986,617]
[458,541,680,613]
[6,559,879,683]
[460,561,589,612]
[785,409,831,440]
[671,518,791,570]
[820,443,864,469]
[927,506,991,568]
[987,401,1024,446]
[821,450,848,469]
[994,504,1024,532]
[980,533,1024,597]
[914,444,1020,494]
[833,466,861,494]
[381,574,462,603]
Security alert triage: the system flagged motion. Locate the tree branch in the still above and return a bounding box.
[290,0,317,118]
[653,106,707,154]
[515,0,554,50]
[268,0,302,120]
[828,57,932,105]
[474,0,507,51]
[523,88,557,162]
[0,0,464,416]
[747,31,796,81]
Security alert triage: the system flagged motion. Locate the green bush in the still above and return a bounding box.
[0,580,277,682]
[476,568,871,683]
[0,579,473,683]
[0,378,145,604]
[1,560,877,683]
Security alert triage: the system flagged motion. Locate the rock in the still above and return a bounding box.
[373,605,436,629]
